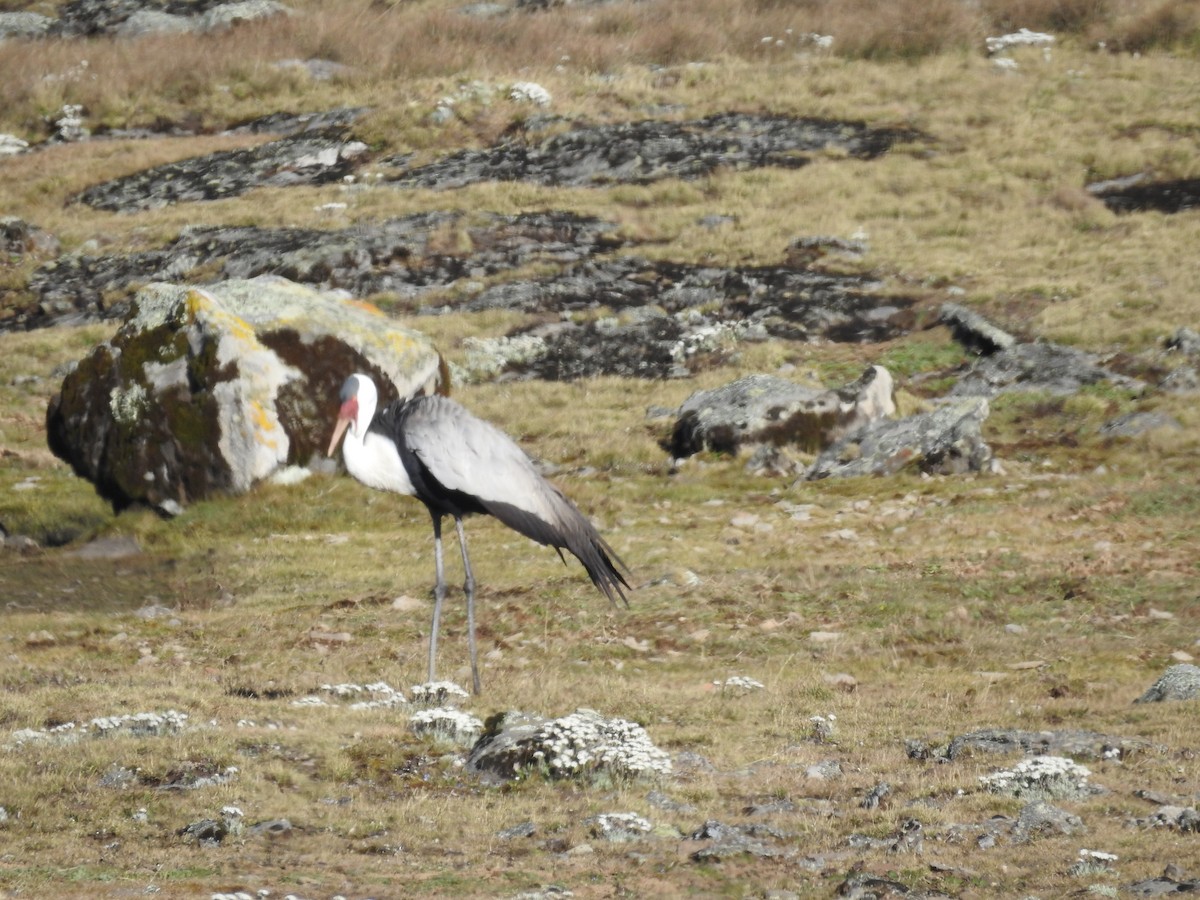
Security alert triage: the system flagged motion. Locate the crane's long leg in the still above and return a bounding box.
[455,517,481,694]
[429,513,447,683]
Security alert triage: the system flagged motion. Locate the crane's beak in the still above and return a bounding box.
[327,396,358,456]
[327,416,351,457]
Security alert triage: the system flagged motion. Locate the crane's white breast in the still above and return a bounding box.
[344,431,416,496]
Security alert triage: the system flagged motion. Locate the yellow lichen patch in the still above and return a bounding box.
[248,400,281,449]
[345,298,387,317]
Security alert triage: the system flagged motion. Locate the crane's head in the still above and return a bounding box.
[327,373,378,456]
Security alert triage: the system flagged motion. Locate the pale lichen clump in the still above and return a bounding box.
[409,707,484,746]
[409,681,470,708]
[587,811,653,841]
[529,711,672,780]
[291,682,408,710]
[713,675,764,694]
[7,710,188,748]
[979,755,1093,801]
[108,382,147,425]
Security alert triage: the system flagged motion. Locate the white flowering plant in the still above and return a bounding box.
[409,707,484,746]
[979,755,1093,801]
[7,710,188,748]
[525,711,672,781]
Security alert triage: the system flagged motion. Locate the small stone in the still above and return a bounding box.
[805,759,842,780]
[809,631,841,643]
[823,672,858,692]
[308,630,352,644]
[392,595,426,611]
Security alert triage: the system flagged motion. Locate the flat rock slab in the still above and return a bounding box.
[73,128,366,212]
[949,341,1145,397]
[16,211,622,331]
[1087,174,1200,214]
[31,0,292,38]
[454,259,915,380]
[389,112,921,189]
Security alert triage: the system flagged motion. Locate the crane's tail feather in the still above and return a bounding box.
[585,535,632,608]
[484,497,632,607]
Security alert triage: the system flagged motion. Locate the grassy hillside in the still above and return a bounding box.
[2,1,1200,896]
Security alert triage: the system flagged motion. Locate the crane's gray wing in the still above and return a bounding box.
[403,396,631,604]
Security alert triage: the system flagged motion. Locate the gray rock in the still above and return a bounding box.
[46,277,443,511]
[671,366,894,460]
[942,727,1145,760]
[1099,411,1181,438]
[1,217,59,257]
[496,820,537,839]
[806,396,991,480]
[1011,800,1085,843]
[272,57,351,81]
[1136,665,1200,703]
[1166,327,1200,356]
[1160,366,1200,394]
[63,535,142,559]
[0,11,53,39]
[949,341,1144,397]
[113,9,196,36]
[686,820,788,861]
[197,0,293,32]
[1125,875,1200,896]
[646,791,697,814]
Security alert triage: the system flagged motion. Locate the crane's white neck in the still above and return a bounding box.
[338,374,416,496]
[347,372,378,441]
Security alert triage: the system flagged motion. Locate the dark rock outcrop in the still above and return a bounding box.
[934,727,1148,761]
[390,112,921,189]
[454,259,916,380]
[939,302,1016,354]
[74,128,366,212]
[15,211,622,331]
[1087,173,1200,214]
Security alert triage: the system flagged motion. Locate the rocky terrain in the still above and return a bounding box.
[1,0,1199,898]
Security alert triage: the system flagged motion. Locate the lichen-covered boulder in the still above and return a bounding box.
[806,396,991,480]
[46,276,444,512]
[670,365,895,460]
